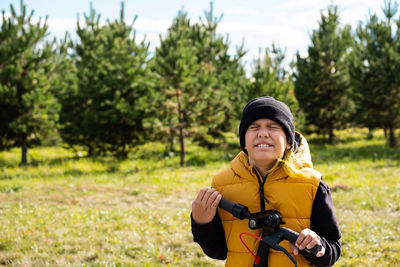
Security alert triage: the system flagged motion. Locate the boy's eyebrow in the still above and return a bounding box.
[251,121,280,126]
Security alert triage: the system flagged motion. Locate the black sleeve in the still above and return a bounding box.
[300,180,342,266]
[191,212,227,260]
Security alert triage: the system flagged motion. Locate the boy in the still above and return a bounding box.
[191,96,341,266]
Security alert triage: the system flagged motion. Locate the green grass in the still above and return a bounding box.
[0,129,399,266]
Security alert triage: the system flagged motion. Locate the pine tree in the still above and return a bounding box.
[0,0,60,165]
[152,4,248,165]
[191,3,248,147]
[152,11,198,166]
[249,44,299,124]
[349,0,400,147]
[294,5,354,142]
[60,3,152,157]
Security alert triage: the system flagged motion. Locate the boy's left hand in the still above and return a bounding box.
[289,228,325,257]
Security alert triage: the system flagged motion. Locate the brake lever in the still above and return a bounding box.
[260,230,298,267]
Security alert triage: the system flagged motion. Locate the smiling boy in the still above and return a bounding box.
[245,118,290,176]
[191,96,341,266]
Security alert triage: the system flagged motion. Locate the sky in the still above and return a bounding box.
[1,0,386,71]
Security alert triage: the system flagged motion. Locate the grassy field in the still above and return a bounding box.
[0,129,399,266]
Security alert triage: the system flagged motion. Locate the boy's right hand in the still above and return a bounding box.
[192,187,222,224]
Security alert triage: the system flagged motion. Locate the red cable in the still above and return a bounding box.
[240,232,262,265]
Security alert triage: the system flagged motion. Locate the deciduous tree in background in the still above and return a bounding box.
[0,0,60,165]
[294,5,354,143]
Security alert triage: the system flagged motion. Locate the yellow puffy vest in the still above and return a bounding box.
[212,135,321,267]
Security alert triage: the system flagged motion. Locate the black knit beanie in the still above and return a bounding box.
[239,96,296,153]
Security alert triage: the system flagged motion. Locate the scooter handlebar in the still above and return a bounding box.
[280,227,323,255]
[219,197,322,256]
[218,197,251,220]
[218,197,235,213]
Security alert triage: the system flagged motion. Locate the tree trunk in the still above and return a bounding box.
[367,127,374,140]
[176,89,185,166]
[328,128,334,144]
[20,136,28,166]
[388,125,397,148]
[119,128,127,159]
[88,144,93,157]
[120,143,127,159]
[169,131,175,152]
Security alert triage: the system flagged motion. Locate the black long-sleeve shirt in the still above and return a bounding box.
[191,180,341,266]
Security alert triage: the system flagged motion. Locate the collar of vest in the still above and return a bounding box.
[230,151,287,182]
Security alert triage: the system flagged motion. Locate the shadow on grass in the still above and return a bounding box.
[0,155,141,180]
[2,134,399,176]
[307,135,369,145]
[129,140,240,167]
[0,155,80,168]
[0,158,9,168]
[311,143,400,164]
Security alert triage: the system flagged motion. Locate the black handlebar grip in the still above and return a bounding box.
[281,227,299,243]
[218,197,235,213]
[307,244,323,255]
[218,197,251,220]
[281,227,322,255]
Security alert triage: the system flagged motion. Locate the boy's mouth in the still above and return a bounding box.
[255,143,273,148]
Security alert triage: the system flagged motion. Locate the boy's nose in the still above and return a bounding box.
[258,127,270,137]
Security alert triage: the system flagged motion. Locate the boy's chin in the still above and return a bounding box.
[249,154,276,162]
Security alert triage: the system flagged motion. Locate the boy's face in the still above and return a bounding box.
[245,118,290,168]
